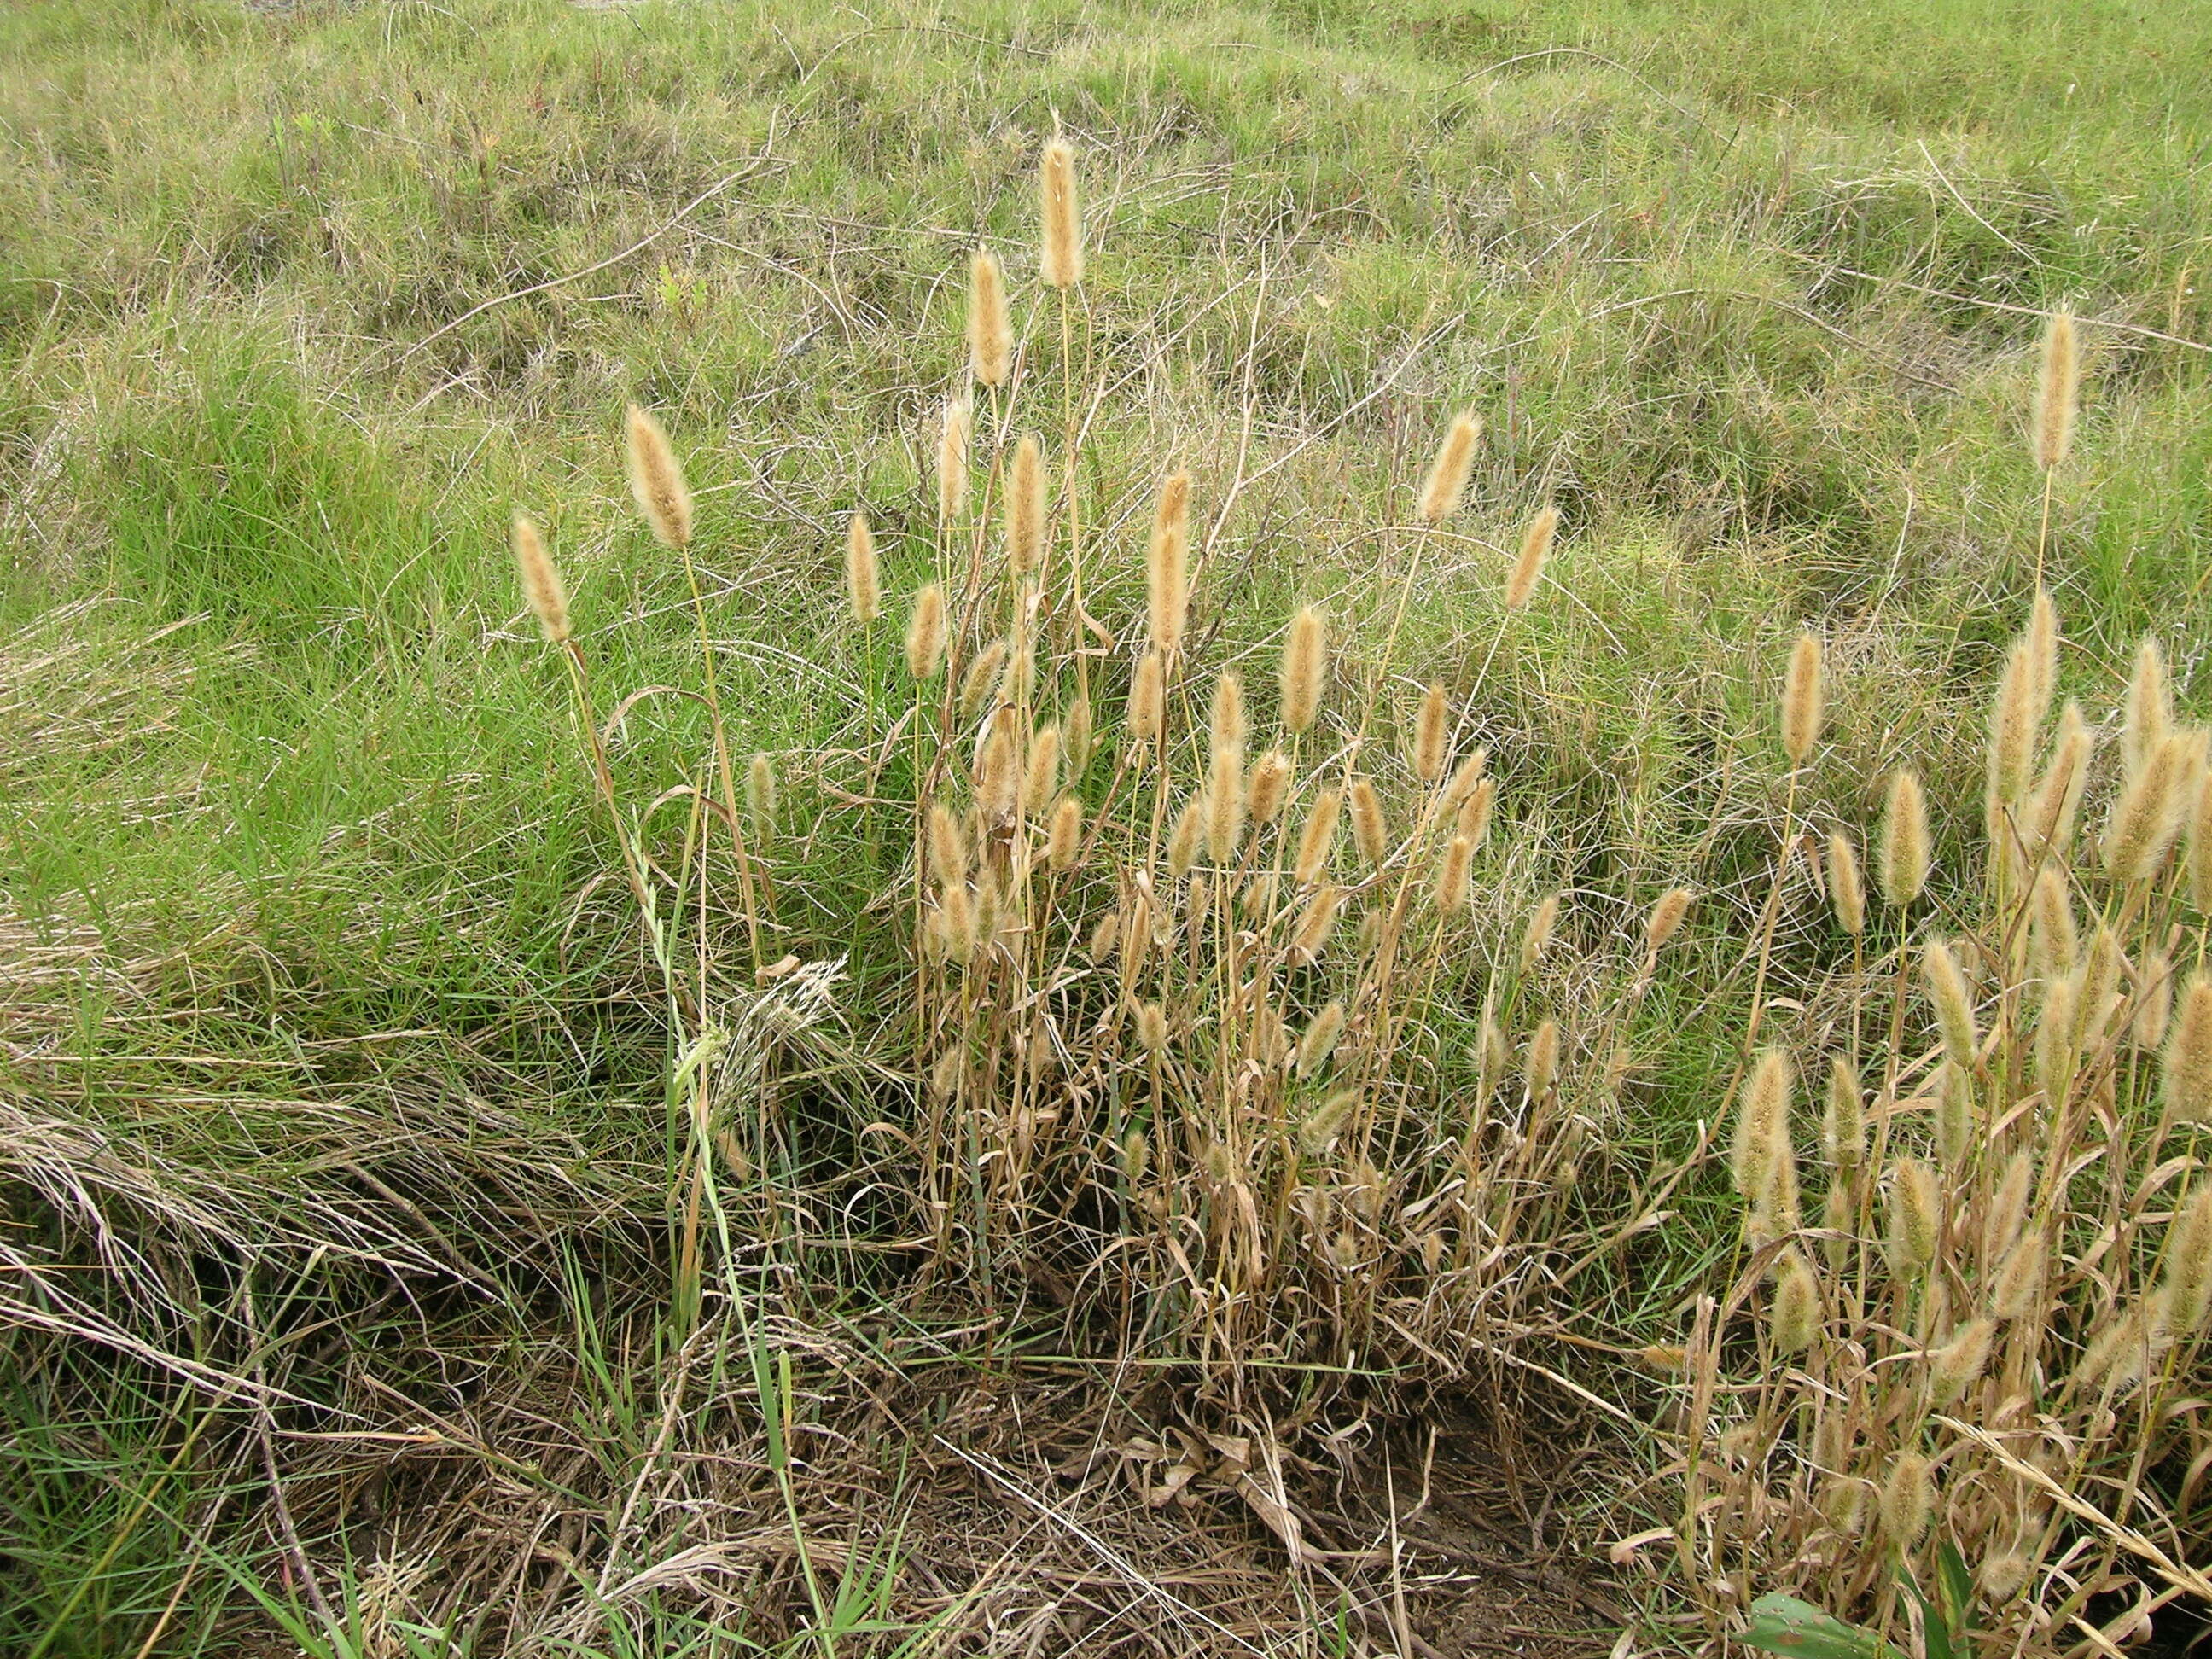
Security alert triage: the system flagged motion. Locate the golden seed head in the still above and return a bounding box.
[1005,433,1046,575]
[966,247,1012,387]
[939,884,975,963]
[1922,938,1978,1072]
[1982,1150,2034,1266]
[624,404,694,550]
[1205,747,1246,865]
[1822,1057,1864,1169]
[2135,946,2174,1051]
[1524,1018,1560,1101]
[2190,762,2212,917]
[1168,797,1202,878]
[1436,834,1474,915]
[1248,750,1291,827]
[1878,1452,1934,1545]
[1877,767,1930,908]
[1519,891,1562,973]
[2124,635,2172,779]
[1826,830,1865,934]
[1444,748,1488,806]
[1732,1047,1794,1205]
[1295,789,1342,886]
[1644,886,1693,953]
[1047,794,1083,870]
[1505,504,1556,611]
[1297,1001,1348,1077]
[746,752,777,838]
[1780,629,1824,765]
[844,511,881,624]
[2024,700,2094,861]
[1987,635,2041,817]
[1417,410,1481,523]
[1454,776,1496,849]
[2027,586,2061,711]
[1087,910,1121,963]
[959,638,1009,720]
[2037,972,2079,1098]
[2032,307,2079,471]
[1209,671,1247,757]
[1412,681,1449,783]
[1146,470,1191,654]
[510,513,570,643]
[937,397,971,524]
[1001,633,1036,708]
[1886,1159,1941,1278]
[1480,1016,1510,1088]
[1024,724,1062,815]
[1133,1000,1167,1053]
[1129,649,1165,743]
[1290,883,1342,961]
[2161,1182,2212,1336]
[1930,1317,1994,1406]
[1991,1224,2047,1322]
[1120,1126,1148,1185]
[1063,696,1093,773]
[1302,1088,1359,1155]
[927,803,968,888]
[905,583,947,680]
[2029,864,2078,984]
[1934,1058,1974,1170]
[1349,778,1388,868]
[1281,604,1327,733]
[2165,975,2212,1123]
[1980,1554,2032,1605]
[2104,731,2192,882]
[977,710,1019,821]
[1039,136,1083,289]
[1771,1249,1822,1353]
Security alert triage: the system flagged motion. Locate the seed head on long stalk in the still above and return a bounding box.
[1295,789,1342,885]
[1823,1057,1864,1169]
[1039,137,1083,289]
[2023,701,2093,861]
[2103,731,2191,882]
[1129,649,1165,742]
[1520,892,1561,972]
[2123,636,2171,779]
[1282,605,1327,733]
[2167,976,2212,1122]
[1350,779,1388,869]
[1206,747,1246,864]
[2032,308,2079,472]
[1886,1160,1941,1277]
[1923,939,1978,1072]
[1827,831,1865,934]
[905,584,947,679]
[1006,434,1046,574]
[1780,630,1823,766]
[1435,834,1474,914]
[511,513,570,643]
[1505,505,1556,611]
[1417,411,1481,523]
[625,405,694,550]
[1412,683,1449,783]
[2162,1183,2212,1336]
[1644,887,1693,954]
[967,249,1012,387]
[1147,471,1190,654]
[845,511,881,624]
[1878,768,1930,908]
[1249,750,1290,826]
[938,397,971,524]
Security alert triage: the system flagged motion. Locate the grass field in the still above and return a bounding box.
[3,0,2210,1653]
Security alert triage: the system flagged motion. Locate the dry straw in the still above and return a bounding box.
[1417,411,1481,523]
[625,404,694,549]
[967,249,1012,387]
[510,514,569,643]
[1780,630,1823,765]
[1147,472,1191,653]
[2033,308,2080,471]
[845,511,881,624]
[1505,505,1556,611]
[1039,137,1083,289]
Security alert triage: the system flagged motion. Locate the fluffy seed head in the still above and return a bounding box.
[1879,1453,1934,1544]
[977,712,1018,821]
[1297,1002,1347,1077]
[966,248,1011,387]
[1933,1059,1974,1170]
[1436,834,1475,915]
[1039,137,1083,288]
[1248,750,1291,826]
[844,512,881,624]
[2135,946,2174,1051]
[1444,748,1488,806]
[2025,700,2094,860]
[937,398,971,524]
[1780,630,1824,765]
[927,804,968,888]
[1505,505,1556,611]
[2037,974,2079,1098]
[746,752,777,838]
[1303,1088,1359,1155]
[1988,635,2040,809]
[1886,1160,1941,1277]
[1644,887,1693,954]
[2161,1183,2212,1337]
[1133,1001,1167,1053]
[510,513,570,643]
[1930,1318,1995,1406]
[2029,864,2078,984]
[905,583,947,679]
[1411,682,1450,783]
[1417,410,1481,523]
[1206,748,1246,864]
[1167,798,1202,878]
[1454,777,1496,848]
[1992,1225,2047,1322]
[1771,1249,1822,1353]
[1981,1555,2032,1605]
[1290,884,1342,960]
[1005,434,1046,574]
[1732,1048,1796,1214]
[2190,764,2212,917]
[1983,1151,2034,1266]
[1827,831,1865,934]
[1120,1127,1148,1185]
[1281,605,1327,733]
[2165,975,2212,1122]
[1823,1057,1864,1170]
[959,639,1009,720]
[1209,671,1247,757]
[2104,731,2192,882]
[1146,471,1190,653]
[1923,939,1978,1072]
[2032,308,2079,471]
[1024,725,1062,815]
[1129,649,1165,743]
[1295,789,1342,885]
[624,404,694,549]
[1878,768,1930,907]
[1520,892,1562,974]
[2124,636,2172,779]
[1524,1019,1560,1103]
[1349,779,1388,868]
[2027,587,2061,711]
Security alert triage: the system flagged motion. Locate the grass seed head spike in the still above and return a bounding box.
[928,804,968,888]
[1983,1151,2033,1265]
[1781,629,1824,765]
[1039,136,1083,289]
[1296,1002,1347,1077]
[1771,1249,1821,1352]
[1988,636,2039,809]
[1209,671,1247,757]
[2104,731,2192,882]
[1290,884,1342,961]
[2033,307,2079,471]
[1134,1001,1167,1052]
[1934,1060,1973,1168]
[1063,696,1093,771]
[1930,1318,1994,1406]
[1454,776,1496,847]
[624,404,694,550]
[1248,750,1291,826]
[938,397,971,524]
[1168,797,1202,878]
[978,712,1018,821]
[2165,975,2212,1122]
[845,511,881,624]
[1282,605,1327,733]
[1824,1056,1864,1169]
[905,583,947,679]
[2135,946,2174,1051]
[2124,635,2172,778]
[1002,633,1036,707]
[510,513,569,643]
[1295,789,1342,885]
[1146,471,1191,654]
[1923,939,1978,1072]
[2028,586,2061,711]
[1206,748,1246,864]
[2029,864,2078,984]
[1436,834,1474,915]
[966,248,1011,387]
[1992,1225,2047,1322]
[1005,434,1046,574]
[1524,1019,1560,1101]
[959,638,1009,720]
[1120,1128,1148,1185]
[1880,1454,1935,1544]
[1129,649,1165,742]
[746,752,777,839]
[1886,1159,1941,1277]
[2025,700,2094,859]
[1444,748,1488,806]
[1417,410,1481,523]
[1505,504,1556,611]
[1024,724,1062,814]
[1878,767,1930,907]
[1732,1048,1793,1204]
[1087,910,1119,963]
[2161,1184,2212,1336]
[1519,892,1561,972]
[1644,887,1693,954]
[2192,762,2212,916]
[1412,682,1449,783]
[1827,830,1865,934]
[1350,778,1388,868]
